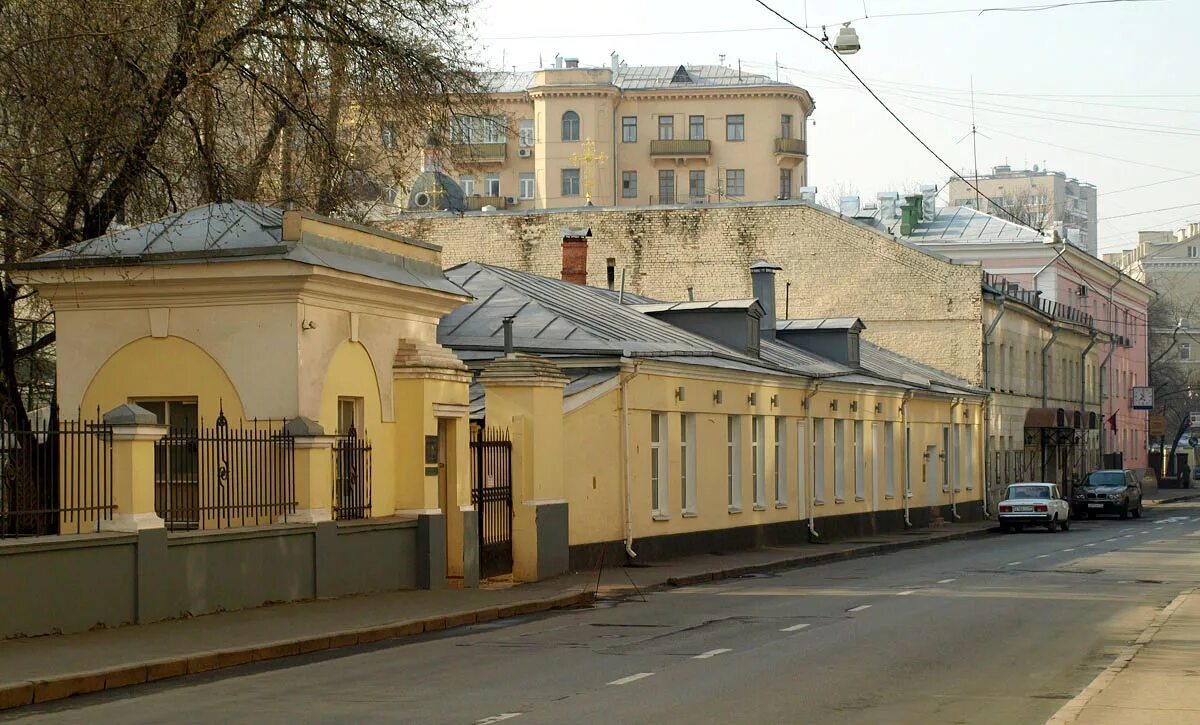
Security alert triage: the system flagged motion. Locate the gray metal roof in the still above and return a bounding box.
[778,318,865,332]
[905,206,1045,244]
[18,201,467,297]
[480,64,797,93]
[858,339,978,393]
[631,299,762,314]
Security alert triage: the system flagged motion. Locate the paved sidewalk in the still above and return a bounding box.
[1144,484,1200,505]
[0,519,993,710]
[1050,587,1200,724]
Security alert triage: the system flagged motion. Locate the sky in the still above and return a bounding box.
[469,0,1199,255]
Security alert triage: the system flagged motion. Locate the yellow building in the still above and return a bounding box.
[400,56,814,212]
[441,253,989,564]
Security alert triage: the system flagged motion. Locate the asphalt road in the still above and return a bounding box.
[13,501,1200,725]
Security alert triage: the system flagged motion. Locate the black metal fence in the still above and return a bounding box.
[155,415,295,530]
[471,427,513,579]
[0,418,113,538]
[333,431,372,521]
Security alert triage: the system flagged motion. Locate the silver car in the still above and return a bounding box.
[998,483,1071,533]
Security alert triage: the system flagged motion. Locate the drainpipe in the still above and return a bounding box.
[900,390,915,527]
[1098,339,1116,463]
[1041,324,1061,481]
[982,296,1006,517]
[949,397,962,521]
[802,381,824,539]
[619,361,640,559]
[1080,332,1098,481]
[1032,242,1067,296]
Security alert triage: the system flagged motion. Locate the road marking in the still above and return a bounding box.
[1007,561,1022,566]
[1156,527,1164,531]
[1106,538,1119,542]
[937,578,956,584]
[847,604,872,613]
[780,623,810,632]
[1062,548,1076,552]
[608,673,655,686]
[896,590,917,596]
[475,715,522,725]
[1084,543,1096,547]
[1139,530,1149,534]
[1123,534,1134,538]
[693,648,731,659]
[1036,554,1050,559]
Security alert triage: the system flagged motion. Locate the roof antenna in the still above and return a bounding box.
[618,269,627,305]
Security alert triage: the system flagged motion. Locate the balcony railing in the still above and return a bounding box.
[465,195,509,211]
[649,139,711,157]
[774,137,807,155]
[985,273,1094,328]
[452,142,507,163]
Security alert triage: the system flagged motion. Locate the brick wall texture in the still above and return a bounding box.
[385,202,985,383]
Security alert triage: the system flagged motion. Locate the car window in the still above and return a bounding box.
[1007,485,1049,499]
[1086,471,1125,486]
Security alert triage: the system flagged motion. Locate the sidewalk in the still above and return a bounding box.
[1050,587,1200,724]
[1144,484,1200,505]
[0,519,994,710]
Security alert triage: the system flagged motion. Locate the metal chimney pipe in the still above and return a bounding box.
[750,260,783,339]
[502,316,514,355]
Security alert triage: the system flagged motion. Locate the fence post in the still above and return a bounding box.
[101,404,168,532]
[285,417,335,523]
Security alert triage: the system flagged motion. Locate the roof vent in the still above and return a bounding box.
[776,318,866,368]
[564,57,579,69]
[839,196,860,216]
[671,65,693,83]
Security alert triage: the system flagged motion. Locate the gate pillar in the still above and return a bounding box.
[478,353,569,582]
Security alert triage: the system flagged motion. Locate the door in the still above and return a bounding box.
[471,428,513,579]
[926,445,940,507]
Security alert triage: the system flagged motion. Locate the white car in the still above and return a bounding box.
[997,482,1070,533]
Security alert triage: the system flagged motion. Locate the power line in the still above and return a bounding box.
[749,0,1041,233]
[1100,203,1200,221]
[816,0,1164,27]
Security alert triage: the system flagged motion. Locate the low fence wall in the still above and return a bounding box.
[0,515,443,639]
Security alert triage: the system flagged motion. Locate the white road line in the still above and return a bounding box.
[1062,548,1076,552]
[1139,530,1149,534]
[1106,538,1119,542]
[1007,561,1022,566]
[937,578,956,584]
[608,673,655,686]
[475,715,522,725]
[1123,534,1135,538]
[1084,543,1096,547]
[693,648,732,659]
[847,604,872,613]
[1036,554,1050,559]
[1156,527,1164,531]
[780,623,810,632]
[896,590,917,596]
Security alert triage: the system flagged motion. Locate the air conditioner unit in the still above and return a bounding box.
[517,148,532,158]
[504,197,516,205]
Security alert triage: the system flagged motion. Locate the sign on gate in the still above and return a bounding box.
[1190,411,1200,429]
[1132,387,1154,410]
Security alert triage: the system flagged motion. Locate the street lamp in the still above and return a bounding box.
[832,23,861,55]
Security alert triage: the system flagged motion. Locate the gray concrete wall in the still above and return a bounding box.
[0,517,431,639]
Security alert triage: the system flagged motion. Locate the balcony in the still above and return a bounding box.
[649,139,711,159]
[465,195,509,211]
[774,137,807,156]
[452,142,507,164]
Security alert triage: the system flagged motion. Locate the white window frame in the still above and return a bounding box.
[795,421,807,514]
[651,412,667,517]
[834,419,846,502]
[681,413,697,516]
[459,176,475,197]
[726,169,745,197]
[561,168,581,197]
[965,424,975,491]
[518,120,534,147]
[774,417,787,507]
[871,422,882,506]
[752,416,766,509]
[813,418,825,504]
[728,415,743,512]
[519,173,535,200]
[484,172,501,197]
[952,423,962,493]
[884,422,896,498]
[853,420,865,501]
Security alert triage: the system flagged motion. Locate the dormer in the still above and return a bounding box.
[633,299,764,357]
[776,317,866,367]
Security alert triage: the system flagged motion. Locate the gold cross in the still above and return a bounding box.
[569,138,608,205]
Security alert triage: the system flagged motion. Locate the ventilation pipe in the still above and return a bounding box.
[750,260,783,340]
[561,227,591,285]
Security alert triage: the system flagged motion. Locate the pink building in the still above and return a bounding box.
[903,206,1154,469]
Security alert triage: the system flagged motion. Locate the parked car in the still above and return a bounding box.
[998,483,1070,533]
[1071,469,1142,519]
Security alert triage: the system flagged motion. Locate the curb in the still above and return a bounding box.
[1145,492,1200,507]
[0,590,594,712]
[655,525,996,589]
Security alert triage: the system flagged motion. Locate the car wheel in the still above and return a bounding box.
[1120,505,1129,520]
[1132,505,1142,519]
[1061,517,1071,532]
[1046,516,1057,533]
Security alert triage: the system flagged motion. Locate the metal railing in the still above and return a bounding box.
[649,139,711,156]
[332,431,372,521]
[985,274,1094,328]
[0,417,113,538]
[154,414,294,530]
[451,142,507,162]
[774,137,807,155]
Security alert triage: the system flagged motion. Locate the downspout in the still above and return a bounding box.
[1098,339,1116,463]
[611,88,621,204]
[949,397,962,521]
[619,360,640,559]
[982,296,1006,518]
[1032,242,1067,296]
[802,381,824,539]
[900,390,916,527]
[1041,324,1061,481]
[1080,332,1099,483]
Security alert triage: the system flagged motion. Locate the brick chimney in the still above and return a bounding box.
[561,226,591,285]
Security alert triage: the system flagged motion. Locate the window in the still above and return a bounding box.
[139,398,199,525]
[726,114,745,141]
[561,111,580,141]
[853,420,865,500]
[622,116,637,143]
[1181,343,1192,361]
[460,176,475,197]
[752,416,766,509]
[834,419,846,501]
[689,170,705,200]
[965,424,975,491]
[482,117,505,144]
[518,120,534,147]
[658,115,674,140]
[904,427,912,497]
[519,173,535,200]
[952,424,962,492]
[138,399,197,433]
[942,426,951,492]
[689,115,705,140]
[813,419,826,503]
[622,171,638,199]
[561,168,581,197]
[1189,246,1198,258]
[658,170,676,204]
[726,169,745,198]
[484,172,501,196]
[775,418,787,506]
[780,114,793,138]
[779,168,792,200]
[336,397,362,436]
[681,414,697,514]
[650,413,667,515]
[727,415,742,511]
[884,422,896,498]
[795,421,807,510]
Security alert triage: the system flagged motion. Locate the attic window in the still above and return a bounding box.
[671,65,693,84]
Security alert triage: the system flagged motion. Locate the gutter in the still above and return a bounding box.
[1041,324,1061,407]
[900,390,916,528]
[1098,339,1117,460]
[801,381,824,540]
[981,296,1006,519]
[618,360,641,559]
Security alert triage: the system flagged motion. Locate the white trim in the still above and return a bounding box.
[432,402,470,419]
[563,375,621,414]
[394,508,443,516]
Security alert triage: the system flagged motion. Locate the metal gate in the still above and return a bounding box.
[470,427,512,579]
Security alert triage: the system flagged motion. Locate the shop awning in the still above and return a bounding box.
[1025,407,1068,429]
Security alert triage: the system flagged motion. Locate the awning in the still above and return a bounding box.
[1025,407,1068,429]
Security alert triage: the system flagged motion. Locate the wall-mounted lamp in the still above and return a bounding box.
[830,400,838,412]
[770,394,779,408]
[675,386,686,402]
[714,390,723,405]
[850,401,858,413]
[874,403,883,414]
[748,392,758,406]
